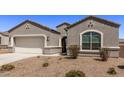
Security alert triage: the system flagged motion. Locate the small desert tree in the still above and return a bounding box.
[99,48,109,61]
[68,45,79,59]
[0,64,15,71]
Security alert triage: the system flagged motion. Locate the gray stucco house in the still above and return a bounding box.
[0,16,120,57]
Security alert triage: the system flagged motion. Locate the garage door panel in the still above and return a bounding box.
[15,47,43,54]
[15,36,44,54]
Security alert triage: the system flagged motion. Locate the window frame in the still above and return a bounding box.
[91,32,101,50]
[82,32,91,49]
[80,30,103,52]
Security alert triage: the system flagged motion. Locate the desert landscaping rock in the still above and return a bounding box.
[0,56,124,77]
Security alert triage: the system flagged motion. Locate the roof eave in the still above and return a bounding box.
[56,22,71,28]
[8,20,60,34]
[66,16,120,29]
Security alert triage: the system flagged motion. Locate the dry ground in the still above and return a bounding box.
[0,56,124,77]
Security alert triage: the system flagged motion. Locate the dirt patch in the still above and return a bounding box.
[0,56,124,77]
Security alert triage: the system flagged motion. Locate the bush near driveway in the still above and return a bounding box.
[0,64,15,71]
[65,70,85,77]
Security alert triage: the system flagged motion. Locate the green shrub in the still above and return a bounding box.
[99,48,109,61]
[107,67,117,75]
[65,70,85,77]
[42,63,49,67]
[68,45,79,59]
[0,64,15,71]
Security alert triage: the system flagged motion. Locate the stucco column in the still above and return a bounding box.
[59,38,62,47]
[10,37,14,47]
[44,36,47,47]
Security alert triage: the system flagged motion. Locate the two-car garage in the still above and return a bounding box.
[14,36,44,54]
[8,20,61,55]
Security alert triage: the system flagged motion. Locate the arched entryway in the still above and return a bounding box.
[61,36,67,54]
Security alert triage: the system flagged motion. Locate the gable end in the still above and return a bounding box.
[66,16,120,29]
[8,20,60,34]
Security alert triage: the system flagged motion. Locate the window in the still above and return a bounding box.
[92,32,101,50]
[82,32,101,50]
[82,32,90,49]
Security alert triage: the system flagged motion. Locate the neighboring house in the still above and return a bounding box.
[0,16,121,57]
[119,39,124,58]
[0,32,9,46]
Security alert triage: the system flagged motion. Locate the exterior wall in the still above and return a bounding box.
[67,19,119,57]
[9,23,61,47]
[57,25,68,37]
[44,47,61,54]
[0,34,9,45]
[109,50,119,58]
[119,41,124,58]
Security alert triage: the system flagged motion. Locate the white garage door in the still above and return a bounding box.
[14,36,44,54]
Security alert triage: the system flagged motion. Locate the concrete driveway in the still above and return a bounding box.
[0,53,42,66]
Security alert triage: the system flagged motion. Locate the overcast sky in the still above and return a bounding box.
[0,15,123,38]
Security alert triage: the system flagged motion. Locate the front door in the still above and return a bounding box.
[62,37,67,54]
